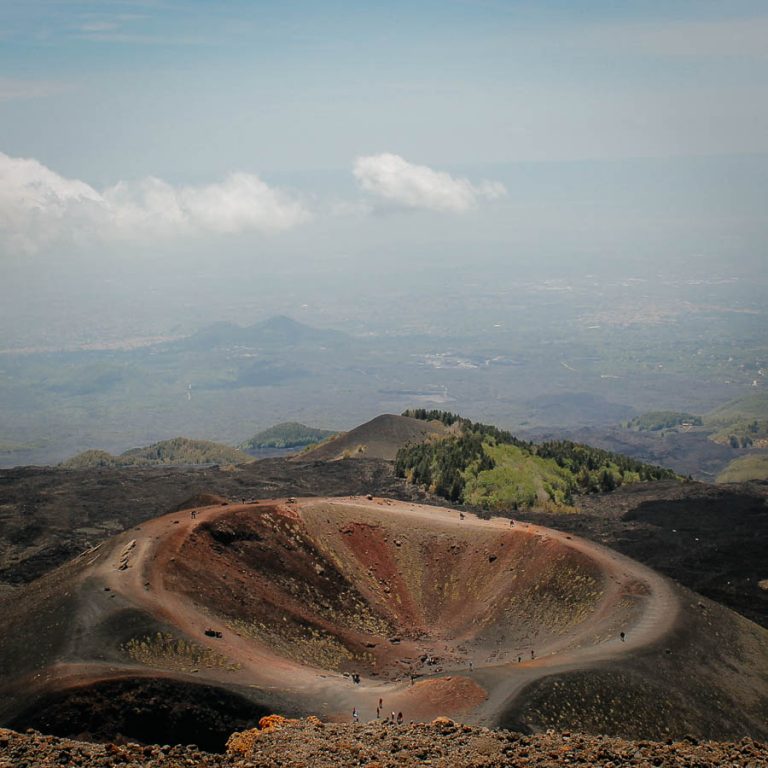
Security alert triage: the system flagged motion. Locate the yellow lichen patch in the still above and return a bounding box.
[225,728,261,757]
[227,714,314,757]
[259,714,291,731]
[226,618,366,671]
[431,716,455,726]
[122,632,241,672]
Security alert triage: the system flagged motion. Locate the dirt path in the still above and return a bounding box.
[316,498,680,724]
[60,496,680,725]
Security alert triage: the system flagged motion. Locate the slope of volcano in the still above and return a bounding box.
[299,414,449,461]
[1,497,767,749]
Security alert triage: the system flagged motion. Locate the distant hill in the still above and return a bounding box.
[61,437,252,468]
[706,392,768,422]
[627,411,702,431]
[704,392,768,448]
[716,453,768,483]
[240,422,336,451]
[396,410,678,511]
[300,414,450,461]
[179,315,349,351]
[59,449,122,469]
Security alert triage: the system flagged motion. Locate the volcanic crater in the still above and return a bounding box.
[2,496,767,748]
[169,500,626,680]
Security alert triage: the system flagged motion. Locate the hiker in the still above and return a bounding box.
[191,509,197,519]
[518,656,522,663]
[397,712,403,725]
[410,673,415,686]
[379,697,383,709]
[531,649,535,660]
[509,518,514,526]
[469,660,473,671]
[376,707,380,719]
[620,631,626,642]
[391,711,396,722]
[352,707,359,723]
[459,512,465,520]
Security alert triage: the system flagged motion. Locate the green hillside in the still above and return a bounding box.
[62,437,252,468]
[716,454,768,484]
[240,422,336,450]
[706,392,768,422]
[60,449,122,469]
[704,392,768,448]
[463,443,575,510]
[396,410,678,512]
[626,411,702,431]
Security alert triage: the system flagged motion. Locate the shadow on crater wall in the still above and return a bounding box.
[8,678,272,753]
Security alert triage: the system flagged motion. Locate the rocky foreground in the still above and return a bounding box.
[2,717,768,768]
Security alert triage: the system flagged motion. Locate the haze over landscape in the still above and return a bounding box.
[2,2,767,454]
[1,2,767,766]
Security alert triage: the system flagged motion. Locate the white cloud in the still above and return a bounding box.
[0,152,310,252]
[353,153,506,213]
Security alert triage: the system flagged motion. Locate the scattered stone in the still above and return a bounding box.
[4,719,763,768]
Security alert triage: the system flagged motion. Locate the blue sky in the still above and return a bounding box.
[2,0,767,180]
[0,1,766,347]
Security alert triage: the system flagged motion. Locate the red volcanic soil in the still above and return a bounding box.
[166,498,643,685]
[1,497,767,748]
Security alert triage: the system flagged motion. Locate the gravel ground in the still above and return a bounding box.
[2,718,767,768]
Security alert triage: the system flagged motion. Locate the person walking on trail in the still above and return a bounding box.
[620,631,626,642]
[469,660,473,672]
[376,707,380,719]
[531,649,535,660]
[379,697,383,710]
[390,711,396,723]
[352,707,359,723]
[397,712,403,725]
[191,509,197,519]
[459,512,465,520]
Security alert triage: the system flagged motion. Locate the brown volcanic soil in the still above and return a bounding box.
[2,458,767,634]
[0,457,416,587]
[514,479,768,629]
[2,720,767,768]
[167,499,613,681]
[300,414,449,461]
[1,497,767,749]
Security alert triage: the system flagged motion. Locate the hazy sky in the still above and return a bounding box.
[1,1,767,344]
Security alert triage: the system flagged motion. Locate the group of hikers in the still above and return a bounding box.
[352,699,403,725]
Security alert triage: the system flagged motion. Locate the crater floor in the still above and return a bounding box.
[2,496,766,746]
